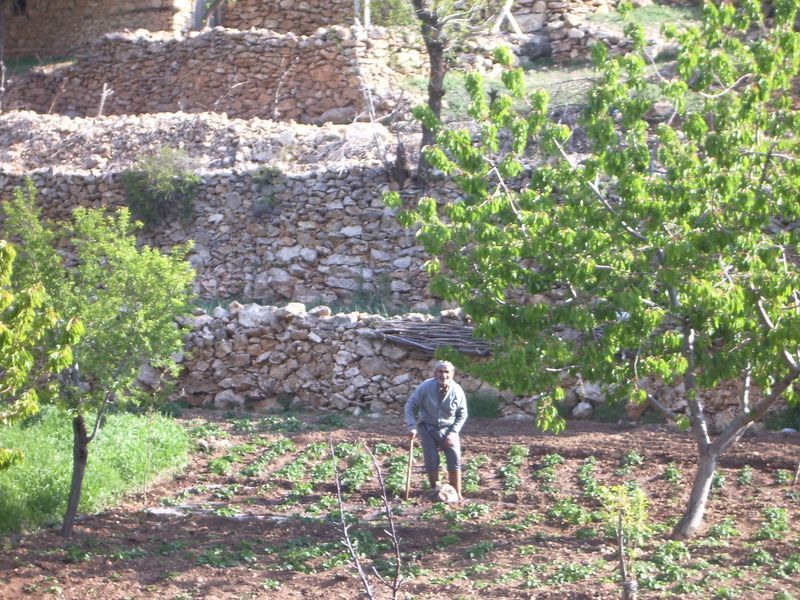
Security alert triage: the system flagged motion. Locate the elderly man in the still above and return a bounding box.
[404,360,468,501]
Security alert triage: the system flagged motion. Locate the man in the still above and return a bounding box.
[404,360,468,501]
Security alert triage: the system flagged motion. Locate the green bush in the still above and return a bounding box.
[467,392,502,418]
[370,0,415,26]
[121,147,200,227]
[0,407,188,533]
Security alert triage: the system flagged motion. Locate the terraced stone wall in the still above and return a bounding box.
[0,163,433,309]
[221,0,354,34]
[3,0,194,59]
[4,26,421,123]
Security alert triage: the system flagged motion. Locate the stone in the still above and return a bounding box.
[571,401,593,419]
[214,389,245,409]
[238,304,275,327]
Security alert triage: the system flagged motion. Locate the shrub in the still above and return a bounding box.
[121,147,200,227]
[467,392,502,418]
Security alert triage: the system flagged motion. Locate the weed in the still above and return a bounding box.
[121,147,200,227]
[466,393,502,418]
[736,465,754,486]
[317,413,347,430]
[464,540,494,560]
[753,507,789,540]
[707,517,739,539]
[711,471,727,491]
[547,498,590,526]
[773,469,792,485]
[662,462,682,484]
[0,408,188,534]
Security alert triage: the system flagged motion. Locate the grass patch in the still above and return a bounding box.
[587,4,703,30]
[4,55,74,75]
[0,407,189,533]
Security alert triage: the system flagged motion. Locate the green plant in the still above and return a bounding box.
[121,147,200,227]
[736,465,754,486]
[498,444,529,493]
[773,469,792,485]
[619,450,645,472]
[547,498,590,526]
[754,507,789,540]
[707,517,739,539]
[662,462,682,484]
[747,548,773,566]
[464,540,494,560]
[462,453,490,494]
[466,392,502,418]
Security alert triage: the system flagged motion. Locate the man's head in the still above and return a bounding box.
[434,360,455,392]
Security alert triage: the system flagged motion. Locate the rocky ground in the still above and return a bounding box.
[0,409,798,599]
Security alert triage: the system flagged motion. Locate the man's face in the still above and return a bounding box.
[434,365,453,391]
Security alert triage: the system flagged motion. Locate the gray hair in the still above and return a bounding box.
[435,360,455,372]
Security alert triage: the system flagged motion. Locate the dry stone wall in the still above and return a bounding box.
[177,302,523,416]
[176,301,763,431]
[3,0,194,59]
[0,112,433,307]
[221,0,354,35]
[5,26,422,123]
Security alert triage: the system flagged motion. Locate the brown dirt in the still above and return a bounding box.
[1,410,798,600]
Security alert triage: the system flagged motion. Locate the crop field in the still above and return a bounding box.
[0,410,798,599]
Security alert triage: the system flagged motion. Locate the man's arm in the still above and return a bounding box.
[451,386,468,434]
[404,383,422,434]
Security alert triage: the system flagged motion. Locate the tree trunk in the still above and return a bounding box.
[412,1,447,170]
[61,413,90,538]
[671,448,717,539]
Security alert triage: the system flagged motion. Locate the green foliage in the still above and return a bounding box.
[370,0,415,26]
[736,465,754,486]
[121,147,200,227]
[0,231,81,469]
[388,1,800,536]
[662,462,682,484]
[2,185,195,415]
[466,392,502,418]
[0,407,188,533]
[753,506,789,540]
[498,444,529,493]
[390,0,800,429]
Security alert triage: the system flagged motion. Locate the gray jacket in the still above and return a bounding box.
[404,378,468,435]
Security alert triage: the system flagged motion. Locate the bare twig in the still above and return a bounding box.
[330,438,375,599]
[365,444,406,599]
[97,83,114,117]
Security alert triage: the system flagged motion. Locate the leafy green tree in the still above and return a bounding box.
[387,0,800,538]
[0,239,81,470]
[3,183,195,537]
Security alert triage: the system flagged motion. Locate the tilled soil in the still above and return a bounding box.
[1,410,798,600]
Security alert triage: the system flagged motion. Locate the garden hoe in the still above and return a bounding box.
[404,432,416,500]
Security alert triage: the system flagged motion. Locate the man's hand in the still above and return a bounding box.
[442,433,455,448]
[408,430,417,442]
